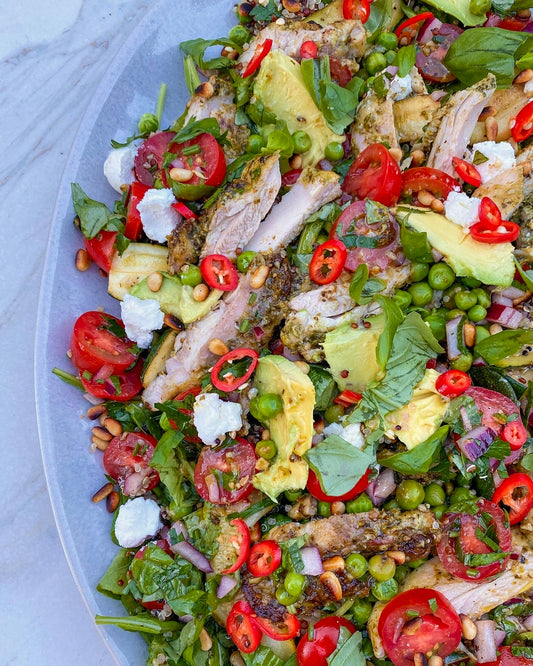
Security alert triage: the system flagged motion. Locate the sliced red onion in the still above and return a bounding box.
[486,303,524,329]
[474,620,497,663]
[205,474,220,503]
[460,406,472,432]
[282,346,303,362]
[178,614,194,623]
[524,20,533,33]
[300,547,324,576]
[367,468,396,506]
[456,426,496,461]
[431,248,444,262]
[523,614,533,631]
[217,575,237,599]
[253,326,265,340]
[170,520,188,541]
[384,65,399,76]
[317,158,333,171]
[491,293,513,307]
[92,363,114,383]
[501,285,526,300]
[446,316,463,360]
[122,471,148,496]
[494,629,507,647]
[84,393,105,405]
[171,540,213,573]
[430,89,446,102]
[418,17,443,43]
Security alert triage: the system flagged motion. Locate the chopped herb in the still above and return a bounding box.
[428,597,438,613]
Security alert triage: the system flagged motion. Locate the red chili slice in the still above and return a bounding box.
[200,254,239,291]
[309,239,347,285]
[435,369,471,398]
[493,473,533,525]
[401,167,460,201]
[172,201,198,220]
[211,348,259,392]
[124,182,150,240]
[242,39,273,78]
[300,40,318,59]
[512,100,533,143]
[333,390,363,407]
[221,519,251,574]
[253,613,300,641]
[479,197,502,228]
[226,600,263,654]
[452,157,482,188]
[343,0,370,23]
[395,12,434,43]
[470,220,520,244]
[502,420,528,451]
[247,540,282,577]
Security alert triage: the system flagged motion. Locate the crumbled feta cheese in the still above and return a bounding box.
[114,497,162,548]
[103,144,136,193]
[470,140,516,184]
[323,422,343,437]
[524,78,533,96]
[120,294,164,349]
[193,393,243,446]
[323,422,364,449]
[444,191,481,232]
[136,188,180,243]
[389,74,412,101]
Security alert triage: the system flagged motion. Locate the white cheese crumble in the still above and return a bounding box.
[524,78,533,96]
[193,393,243,446]
[136,188,180,243]
[120,294,164,349]
[389,74,412,101]
[470,140,516,184]
[323,422,365,449]
[103,144,136,193]
[444,191,481,233]
[114,497,162,548]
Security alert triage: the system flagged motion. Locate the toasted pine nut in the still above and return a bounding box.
[169,167,193,183]
[463,323,476,348]
[75,248,90,271]
[106,491,120,513]
[514,68,533,84]
[290,154,303,170]
[478,105,496,121]
[431,198,444,213]
[221,46,239,60]
[403,618,424,636]
[490,323,503,335]
[294,360,310,374]
[147,272,163,292]
[314,418,325,434]
[230,653,246,666]
[92,435,110,451]
[193,283,209,302]
[513,290,532,305]
[417,189,434,207]
[199,628,212,652]
[208,338,230,356]
[413,653,427,666]
[428,656,444,666]
[250,265,270,289]
[282,0,301,12]
[249,522,262,542]
[485,116,498,141]
[92,426,112,441]
[87,405,107,420]
[320,571,343,601]
[460,614,478,641]
[323,556,345,572]
[194,81,214,99]
[386,550,406,565]
[92,482,114,503]
[103,417,123,437]
[521,159,532,177]
[164,313,184,331]
[261,428,271,440]
[517,8,531,18]
[255,457,270,472]
[410,149,425,166]
[389,147,403,163]
[331,501,346,515]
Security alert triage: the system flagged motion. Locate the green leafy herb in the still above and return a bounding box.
[349,264,370,303]
[512,646,533,659]
[180,37,241,70]
[105,400,162,438]
[374,295,405,370]
[280,535,308,573]
[52,367,83,390]
[400,218,434,263]
[183,55,201,95]
[474,328,533,365]
[463,552,510,566]
[97,548,132,599]
[473,150,489,165]
[308,365,339,411]
[249,0,282,21]
[95,614,180,634]
[514,257,533,292]
[394,43,416,78]
[182,507,223,560]
[169,116,225,144]
[328,629,366,666]
[380,426,449,474]
[444,394,482,435]
[428,597,438,613]
[71,183,115,239]
[242,645,285,666]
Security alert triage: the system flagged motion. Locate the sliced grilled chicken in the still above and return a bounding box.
[470,84,531,144]
[394,95,440,144]
[351,90,400,156]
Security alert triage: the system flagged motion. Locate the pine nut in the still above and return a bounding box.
[87,405,107,420]
[147,272,163,292]
[485,116,498,141]
[320,571,343,601]
[521,160,532,177]
[517,8,531,17]
[514,68,533,84]
[386,550,406,565]
[164,313,184,331]
[249,522,262,542]
[103,417,123,437]
[460,614,478,641]
[92,482,114,503]
[282,0,301,12]
[193,283,209,302]
[75,248,90,271]
[463,323,476,348]
[404,618,424,636]
[199,628,212,652]
[414,653,427,666]
[513,290,532,305]
[478,106,496,121]
[314,418,325,434]
[430,198,444,213]
[323,556,345,572]
[169,167,193,183]
[294,360,310,374]
[250,265,270,289]
[410,149,425,166]
[289,154,303,170]
[389,147,403,163]
[208,338,229,356]
[194,81,214,99]
[221,46,239,60]
[92,435,110,451]
[261,428,271,440]
[417,189,434,207]
[92,426,112,441]
[106,491,120,513]
[331,500,346,515]
[428,656,444,666]
[490,323,503,335]
[230,653,246,666]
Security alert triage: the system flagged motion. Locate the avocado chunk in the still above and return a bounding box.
[305,0,344,24]
[422,0,484,27]
[108,242,168,300]
[495,346,533,367]
[252,355,315,500]
[254,50,344,168]
[397,206,515,287]
[130,273,222,324]
[322,315,386,393]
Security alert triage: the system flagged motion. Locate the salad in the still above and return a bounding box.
[54,0,533,663]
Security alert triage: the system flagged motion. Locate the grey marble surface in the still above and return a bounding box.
[1,2,148,663]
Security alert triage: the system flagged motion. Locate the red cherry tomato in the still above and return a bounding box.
[296,616,356,666]
[470,220,520,244]
[80,358,143,402]
[70,311,138,374]
[103,431,159,494]
[493,473,533,525]
[483,645,532,666]
[343,0,370,23]
[342,144,402,207]
[513,100,533,143]
[395,12,434,43]
[210,348,259,392]
[307,468,370,502]
[226,600,263,654]
[247,540,282,577]
[333,390,363,407]
[132,540,173,610]
[84,230,117,273]
[124,182,150,240]
[478,196,502,228]
[221,519,251,575]
[309,239,347,285]
[281,169,302,187]
[242,39,273,78]
[194,437,256,505]
[452,157,481,187]
[435,369,471,398]
[134,131,175,187]
[300,40,318,59]
[378,588,461,666]
[167,132,226,187]
[329,57,353,87]
[437,499,512,582]
[401,167,460,201]
[502,419,528,451]
[200,254,239,291]
[253,612,300,641]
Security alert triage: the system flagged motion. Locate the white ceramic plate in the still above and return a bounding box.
[35,1,233,663]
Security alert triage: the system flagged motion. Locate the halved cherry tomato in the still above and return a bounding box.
[493,473,533,525]
[247,540,282,577]
[333,390,363,407]
[343,0,370,23]
[171,201,198,220]
[242,39,273,78]
[221,519,251,574]
[342,144,402,207]
[194,437,256,505]
[378,588,461,666]
[124,181,150,240]
[307,468,370,502]
[296,616,356,666]
[513,100,533,143]
[211,348,259,392]
[452,157,481,187]
[395,12,434,43]
[80,359,143,401]
[226,600,263,654]
[84,230,117,273]
[300,40,318,59]
[167,132,226,187]
[70,311,138,374]
[281,169,302,187]
[103,431,159,494]
[484,645,532,666]
[253,612,300,641]
[134,131,175,186]
[470,220,520,244]
[329,56,353,87]
[401,167,460,201]
[309,240,347,285]
[437,499,512,582]
[495,16,529,31]
[200,254,238,291]
[132,540,173,610]
[435,369,471,398]
[502,419,528,451]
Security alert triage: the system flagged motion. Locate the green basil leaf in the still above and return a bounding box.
[308,365,339,411]
[374,295,405,370]
[328,630,366,666]
[349,264,370,304]
[380,426,449,474]
[514,258,533,292]
[97,548,132,599]
[474,329,533,365]
[242,646,285,666]
[249,0,282,21]
[394,43,416,78]
[180,37,240,70]
[71,182,114,239]
[400,219,434,263]
[422,0,485,25]
[183,55,201,95]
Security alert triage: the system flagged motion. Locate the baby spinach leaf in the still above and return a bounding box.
[71,183,114,239]
[180,37,241,70]
[474,329,533,365]
[97,548,132,599]
[379,426,449,474]
[374,295,405,370]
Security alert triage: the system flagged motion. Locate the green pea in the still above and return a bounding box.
[396,480,425,510]
[377,31,399,50]
[257,393,283,419]
[256,439,277,460]
[442,284,462,309]
[428,263,456,291]
[450,352,473,372]
[373,578,398,601]
[365,51,387,75]
[324,141,345,162]
[249,396,263,421]
[385,49,397,65]
[393,290,412,310]
[407,558,426,569]
[138,112,159,134]
[318,501,331,517]
[246,134,264,154]
[472,287,491,308]
[449,486,474,506]
[237,250,257,273]
[368,554,396,581]
[351,597,373,626]
[470,0,491,15]
[468,304,487,323]
[346,553,368,578]
[266,130,294,157]
[383,498,400,511]
[292,130,312,154]
[180,265,202,287]
[454,290,478,311]
[228,24,250,46]
[325,404,345,423]
[394,565,410,585]
[410,262,430,283]
[159,413,172,431]
[424,482,446,507]
[475,325,490,343]
[461,276,482,289]
[445,308,466,321]
[424,313,446,341]
[433,504,447,520]
[284,572,306,597]
[276,586,299,606]
[407,282,433,307]
[346,493,374,514]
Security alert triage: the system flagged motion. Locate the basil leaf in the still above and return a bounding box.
[514,257,533,292]
[249,0,282,21]
[349,264,370,304]
[379,426,449,474]
[365,0,398,41]
[400,219,434,263]
[180,37,240,70]
[183,55,201,95]
[444,394,482,435]
[308,365,338,411]
[169,116,224,143]
[521,452,533,474]
[71,182,114,239]
[394,43,416,78]
[97,548,132,599]
[374,295,405,370]
[328,630,365,666]
[242,646,285,666]
[474,329,533,365]
[304,434,376,497]
[422,0,485,25]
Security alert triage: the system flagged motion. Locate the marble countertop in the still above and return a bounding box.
[2,2,148,663]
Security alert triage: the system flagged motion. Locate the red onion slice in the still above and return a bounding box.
[367,468,396,506]
[486,304,524,329]
[217,575,237,599]
[171,541,213,573]
[300,547,324,576]
[474,620,497,663]
[500,285,525,300]
[456,426,496,461]
[491,293,513,307]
